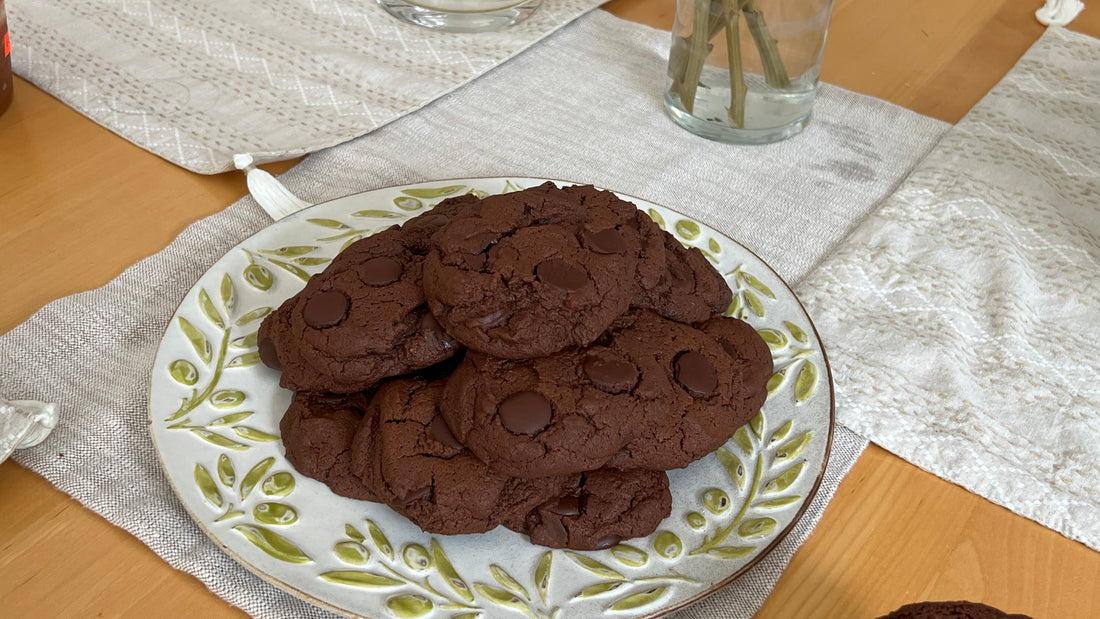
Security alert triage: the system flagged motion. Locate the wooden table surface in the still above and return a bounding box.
[2,1,1098,617]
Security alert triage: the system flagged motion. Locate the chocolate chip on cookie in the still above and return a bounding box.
[259,223,461,393]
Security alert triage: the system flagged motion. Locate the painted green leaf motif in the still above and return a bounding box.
[403,544,432,572]
[686,512,707,530]
[757,328,788,350]
[575,581,626,599]
[431,538,474,602]
[261,472,295,497]
[190,429,248,450]
[241,457,275,500]
[743,272,776,299]
[749,411,765,440]
[768,420,793,445]
[206,413,251,428]
[402,185,466,199]
[320,570,403,588]
[258,245,317,257]
[199,289,225,329]
[706,546,756,560]
[490,564,530,600]
[351,209,403,219]
[609,586,669,612]
[334,541,370,565]
[784,320,809,343]
[564,552,624,580]
[243,264,274,291]
[217,453,236,486]
[703,488,731,515]
[766,370,786,397]
[220,274,235,314]
[647,208,666,230]
[386,594,434,618]
[227,352,261,368]
[269,259,310,282]
[231,332,258,349]
[755,496,802,509]
[367,520,394,561]
[775,432,813,462]
[232,426,279,442]
[178,317,212,364]
[339,235,364,252]
[725,294,742,318]
[293,257,331,267]
[234,307,270,327]
[345,523,365,543]
[795,362,818,402]
[738,517,777,539]
[210,390,246,409]
[611,544,647,568]
[316,228,363,242]
[764,462,804,494]
[535,551,552,604]
[675,219,701,241]
[473,585,530,616]
[715,447,746,491]
[194,465,223,508]
[654,531,683,559]
[253,502,298,525]
[744,290,765,318]
[307,218,349,229]
[708,237,721,255]
[699,248,720,264]
[169,359,199,386]
[234,525,311,563]
[393,196,423,211]
[731,427,753,455]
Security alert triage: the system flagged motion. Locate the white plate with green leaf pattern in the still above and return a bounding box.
[149,178,834,618]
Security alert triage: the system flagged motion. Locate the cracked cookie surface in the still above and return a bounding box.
[258,205,465,393]
[422,182,666,359]
[279,391,378,502]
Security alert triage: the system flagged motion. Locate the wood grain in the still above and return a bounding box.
[2,0,1098,617]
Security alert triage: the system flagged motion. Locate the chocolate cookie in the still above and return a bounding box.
[875,601,1033,619]
[439,345,644,478]
[258,222,461,393]
[699,314,773,413]
[503,468,672,550]
[633,232,733,324]
[601,311,762,470]
[421,182,665,359]
[350,378,569,535]
[279,391,378,502]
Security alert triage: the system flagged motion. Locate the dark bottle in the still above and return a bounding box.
[1,0,12,116]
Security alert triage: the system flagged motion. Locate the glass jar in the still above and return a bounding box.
[664,0,835,144]
[1,0,12,117]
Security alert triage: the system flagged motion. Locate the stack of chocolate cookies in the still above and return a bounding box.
[258,183,772,550]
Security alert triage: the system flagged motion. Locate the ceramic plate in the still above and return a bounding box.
[149,178,834,618]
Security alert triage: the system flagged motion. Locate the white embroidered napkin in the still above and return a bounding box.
[1,11,949,618]
[5,0,603,174]
[797,26,1100,552]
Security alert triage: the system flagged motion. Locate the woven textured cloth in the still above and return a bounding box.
[798,26,1100,552]
[1,11,950,618]
[5,0,603,174]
